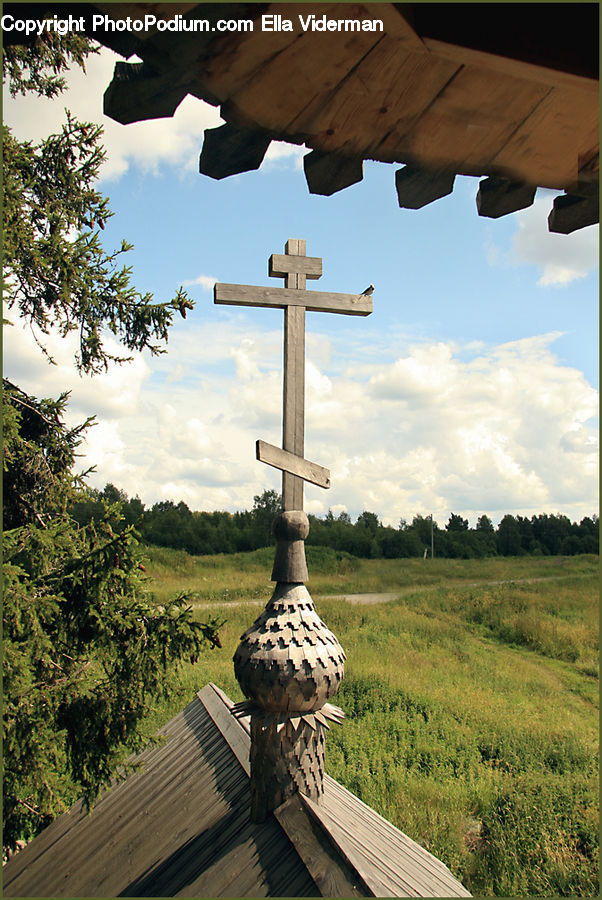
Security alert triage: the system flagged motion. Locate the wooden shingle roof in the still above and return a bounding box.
[3,683,471,898]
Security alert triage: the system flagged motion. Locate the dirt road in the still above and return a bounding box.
[193,572,592,610]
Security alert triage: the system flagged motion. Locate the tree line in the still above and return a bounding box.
[71,485,599,559]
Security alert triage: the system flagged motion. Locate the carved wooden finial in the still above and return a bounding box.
[233,583,346,821]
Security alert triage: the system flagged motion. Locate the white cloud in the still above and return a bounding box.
[263,140,307,171]
[181,274,218,290]
[510,195,599,287]
[4,316,597,527]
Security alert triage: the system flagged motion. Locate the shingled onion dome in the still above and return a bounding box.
[233,580,345,821]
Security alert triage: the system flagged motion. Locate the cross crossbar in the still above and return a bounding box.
[256,440,330,489]
[214,284,372,316]
[269,254,322,279]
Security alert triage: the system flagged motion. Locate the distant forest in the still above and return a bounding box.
[70,484,599,559]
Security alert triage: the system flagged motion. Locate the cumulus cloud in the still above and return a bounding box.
[181,274,218,290]
[509,195,599,287]
[263,140,306,171]
[2,45,305,181]
[4,316,597,526]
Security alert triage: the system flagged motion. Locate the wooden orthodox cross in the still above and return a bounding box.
[214,239,372,513]
[221,239,372,820]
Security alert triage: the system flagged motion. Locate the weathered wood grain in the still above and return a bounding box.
[214,283,373,315]
[491,86,598,189]
[399,62,553,176]
[269,253,323,279]
[221,5,383,134]
[200,684,251,776]
[257,440,330,489]
[282,239,306,511]
[292,38,461,159]
[283,303,305,510]
[275,794,365,897]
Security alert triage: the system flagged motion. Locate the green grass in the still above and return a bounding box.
[142,544,597,602]
[138,548,599,896]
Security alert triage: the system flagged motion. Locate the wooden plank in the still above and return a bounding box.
[301,794,397,898]
[283,304,305,510]
[322,777,472,895]
[270,253,323,279]
[422,36,600,94]
[214,283,372,315]
[257,440,330,489]
[220,3,384,134]
[282,239,306,511]
[198,2,423,107]
[274,794,367,897]
[198,684,251,776]
[397,62,553,176]
[491,86,599,189]
[290,40,461,160]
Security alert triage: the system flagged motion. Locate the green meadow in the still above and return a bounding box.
[140,548,599,897]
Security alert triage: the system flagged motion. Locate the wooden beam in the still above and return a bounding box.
[198,684,250,777]
[274,794,365,898]
[103,61,188,125]
[214,283,372,315]
[269,254,322,280]
[281,238,306,510]
[548,192,599,234]
[476,177,536,218]
[256,441,330,490]
[421,36,599,94]
[283,304,305,509]
[199,122,271,180]
[395,165,456,209]
[303,151,364,196]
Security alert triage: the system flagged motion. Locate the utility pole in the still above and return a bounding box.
[430,514,435,559]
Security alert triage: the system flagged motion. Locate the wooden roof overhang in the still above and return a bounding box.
[3,683,472,897]
[4,4,598,231]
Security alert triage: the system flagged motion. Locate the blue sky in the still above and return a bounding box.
[3,43,599,527]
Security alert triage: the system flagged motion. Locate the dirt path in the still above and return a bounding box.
[322,572,594,605]
[193,572,593,610]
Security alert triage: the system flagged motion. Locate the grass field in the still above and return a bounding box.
[139,547,599,896]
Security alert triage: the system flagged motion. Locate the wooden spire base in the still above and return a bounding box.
[271,510,310,582]
[249,714,326,823]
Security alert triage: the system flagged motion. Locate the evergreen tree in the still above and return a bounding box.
[2,33,215,854]
[3,382,221,853]
[3,35,192,374]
